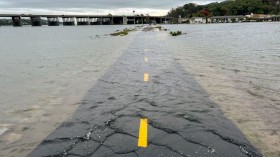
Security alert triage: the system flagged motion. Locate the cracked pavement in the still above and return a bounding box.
[28,27,262,157]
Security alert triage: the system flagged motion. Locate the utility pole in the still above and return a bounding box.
[133,10,135,24]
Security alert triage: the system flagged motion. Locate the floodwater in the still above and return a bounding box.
[0,25,136,156]
[0,23,279,157]
[164,23,280,157]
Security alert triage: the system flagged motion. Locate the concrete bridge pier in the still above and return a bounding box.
[30,16,42,26]
[12,16,22,27]
[110,17,114,25]
[76,17,89,25]
[62,17,75,26]
[93,17,103,25]
[89,18,100,25]
[99,17,103,25]
[123,16,128,25]
[90,17,103,25]
[47,17,60,26]
[96,17,103,25]
[102,17,111,25]
[127,16,136,24]
[89,18,95,25]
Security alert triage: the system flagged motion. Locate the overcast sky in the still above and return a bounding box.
[0,0,223,16]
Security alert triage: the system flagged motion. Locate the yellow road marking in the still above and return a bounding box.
[144,73,149,82]
[138,118,148,148]
[144,57,148,62]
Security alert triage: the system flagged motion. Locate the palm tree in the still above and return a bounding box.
[132,10,136,24]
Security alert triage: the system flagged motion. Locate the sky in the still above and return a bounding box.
[0,0,223,16]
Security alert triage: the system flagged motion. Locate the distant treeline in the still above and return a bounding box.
[167,0,280,18]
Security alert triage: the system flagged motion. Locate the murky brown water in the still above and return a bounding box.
[164,23,280,157]
[0,25,137,157]
[28,27,260,157]
[0,23,279,157]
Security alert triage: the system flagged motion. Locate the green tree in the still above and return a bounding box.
[167,0,279,17]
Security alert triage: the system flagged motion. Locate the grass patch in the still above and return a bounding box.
[110,28,135,36]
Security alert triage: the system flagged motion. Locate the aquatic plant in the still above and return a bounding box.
[110,28,136,36]
[170,31,182,36]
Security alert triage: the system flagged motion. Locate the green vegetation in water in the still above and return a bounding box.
[110,28,135,36]
[170,31,182,36]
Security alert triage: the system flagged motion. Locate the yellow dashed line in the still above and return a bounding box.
[138,49,149,147]
[144,57,148,62]
[144,73,149,82]
[138,118,148,148]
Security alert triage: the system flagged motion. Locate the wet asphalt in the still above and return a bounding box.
[28,27,262,157]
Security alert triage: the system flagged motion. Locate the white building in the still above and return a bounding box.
[178,17,190,24]
[209,16,246,23]
[190,17,207,24]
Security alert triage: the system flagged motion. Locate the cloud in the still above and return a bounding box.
[0,0,222,16]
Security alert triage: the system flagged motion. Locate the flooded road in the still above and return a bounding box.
[1,23,279,157]
[28,27,261,157]
[164,23,280,157]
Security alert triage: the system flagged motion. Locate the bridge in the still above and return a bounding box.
[0,14,173,26]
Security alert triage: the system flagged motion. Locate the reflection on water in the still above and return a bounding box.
[0,25,137,156]
[164,23,280,157]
